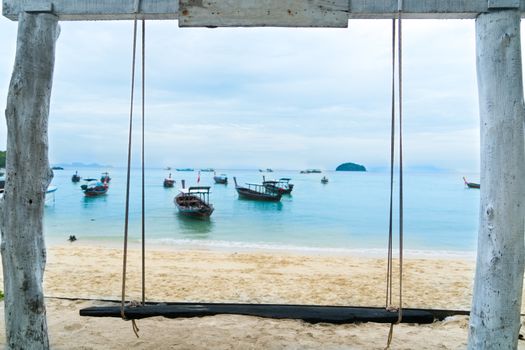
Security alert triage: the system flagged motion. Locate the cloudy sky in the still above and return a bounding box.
[0,15,483,171]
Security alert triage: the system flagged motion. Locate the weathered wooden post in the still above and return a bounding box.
[468,8,525,349]
[0,11,59,349]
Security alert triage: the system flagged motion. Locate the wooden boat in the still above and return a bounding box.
[176,168,194,172]
[277,178,294,193]
[300,169,322,174]
[100,172,111,183]
[81,179,108,197]
[263,177,294,194]
[213,174,228,184]
[71,171,81,182]
[46,185,57,194]
[200,168,214,172]
[174,186,214,218]
[463,177,480,189]
[233,177,282,202]
[45,185,57,204]
[321,176,329,184]
[163,173,175,188]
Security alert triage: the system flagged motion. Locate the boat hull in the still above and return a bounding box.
[236,187,282,201]
[176,207,214,218]
[213,176,228,184]
[84,189,108,197]
[82,185,108,197]
[175,194,214,218]
[463,177,480,189]
[164,179,175,188]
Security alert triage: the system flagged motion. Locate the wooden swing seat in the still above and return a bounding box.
[80,302,468,324]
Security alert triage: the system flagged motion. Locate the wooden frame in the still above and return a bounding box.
[1,1,524,349]
[2,0,525,23]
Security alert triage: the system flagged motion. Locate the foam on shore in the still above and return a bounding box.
[144,238,476,259]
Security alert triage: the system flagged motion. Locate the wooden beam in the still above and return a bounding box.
[488,0,520,9]
[2,0,525,23]
[179,0,349,28]
[468,9,525,350]
[2,0,180,21]
[0,11,58,349]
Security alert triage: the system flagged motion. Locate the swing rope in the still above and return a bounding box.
[113,2,406,345]
[385,14,396,310]
[120,14,147,338]
[140,18,146,308]
[120,17,138,320]
[385,1,404,348]
[80,7,435,331]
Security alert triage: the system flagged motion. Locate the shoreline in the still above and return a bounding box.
[49,237,477,260]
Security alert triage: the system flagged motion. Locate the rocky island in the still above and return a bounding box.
[336,162,366,172]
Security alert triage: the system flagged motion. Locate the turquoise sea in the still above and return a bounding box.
[44,168,480,256]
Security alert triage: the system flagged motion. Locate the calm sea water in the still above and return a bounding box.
[43,168,480,254]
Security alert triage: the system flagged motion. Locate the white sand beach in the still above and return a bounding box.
[0,243,523,349]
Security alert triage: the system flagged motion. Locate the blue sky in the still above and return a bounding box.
[0,15,482,171]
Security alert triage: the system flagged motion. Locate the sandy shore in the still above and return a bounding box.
[0,243,523,349]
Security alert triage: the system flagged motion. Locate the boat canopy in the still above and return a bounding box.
[244,183,270,190]
[180,186,211,194]
[262,180,279,184]
[245,182,265,186]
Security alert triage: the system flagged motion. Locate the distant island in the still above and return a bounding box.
[336,162,366,172]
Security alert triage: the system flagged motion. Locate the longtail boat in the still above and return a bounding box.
[263,177,294,194]
[100,172,111,183]
[174,186,214,218]
[81,179,108,197]
[463,177,480,189]
[163,173,175,188]
[45,185,58,204]
[234,177,282,202]
[300,169,321,174]
[71,171,81,182]
[213,174,228,184]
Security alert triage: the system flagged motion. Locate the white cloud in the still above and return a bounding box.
[0,16,486,171]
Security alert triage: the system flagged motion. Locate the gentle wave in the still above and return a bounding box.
[144,238,476,259]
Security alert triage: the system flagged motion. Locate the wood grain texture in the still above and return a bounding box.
[1,12,58,350]
[179,0,349,28]
[468,9,525,350]
[4,0,525,21]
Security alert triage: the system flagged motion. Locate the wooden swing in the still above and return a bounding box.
[79,7,446,328]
